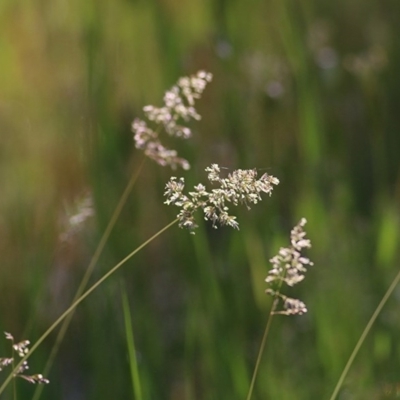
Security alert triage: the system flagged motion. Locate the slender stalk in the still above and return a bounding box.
[0,218,178,396]
[329,268,400,400]
[31,158,145,400]
[121,286,143,400]
[245,297,278,400]
[12,341,16,400]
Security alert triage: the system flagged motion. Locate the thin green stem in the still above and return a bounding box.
[329,268,400,400]
[121,285,143,400]
[31,158,145,400]
[245,297,278,400]
[0,218,178,396]
[12,340,16,400]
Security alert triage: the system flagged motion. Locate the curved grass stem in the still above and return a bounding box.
[245,297,278,400]
[0,218,178,396]
[329,268,400,400]
[32,157,146,400]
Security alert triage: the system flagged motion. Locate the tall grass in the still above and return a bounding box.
[1,0,400,399]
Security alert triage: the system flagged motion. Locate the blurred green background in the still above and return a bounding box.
[1,0,400,399]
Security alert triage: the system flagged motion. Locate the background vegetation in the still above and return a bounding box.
[1,0,399,399]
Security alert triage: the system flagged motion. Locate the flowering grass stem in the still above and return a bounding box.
[0,218,178,396]
[246,219,312,400]
[245,297,277,400]
[31,157,146,400]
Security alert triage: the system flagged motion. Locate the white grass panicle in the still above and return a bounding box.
[265,218,314,315]
[132,71,212,170]
[164,163,279,233]
[0,333,49,384]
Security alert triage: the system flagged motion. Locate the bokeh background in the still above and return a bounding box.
[1,0,400,399]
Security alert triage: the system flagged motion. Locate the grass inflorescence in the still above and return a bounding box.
[2,69,394,400]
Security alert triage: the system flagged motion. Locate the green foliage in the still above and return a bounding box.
[1,0,400,399]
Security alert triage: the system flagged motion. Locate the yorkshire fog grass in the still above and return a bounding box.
[1,68,399,400]
[1,5,400,396]
[0,71,311,399]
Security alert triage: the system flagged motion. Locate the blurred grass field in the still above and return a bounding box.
[1,0,400,399]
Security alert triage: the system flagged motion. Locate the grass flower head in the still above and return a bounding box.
[164,164,280,233]
[132,71,212,170]
[1,332,49,385]
[265,218,313,315]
